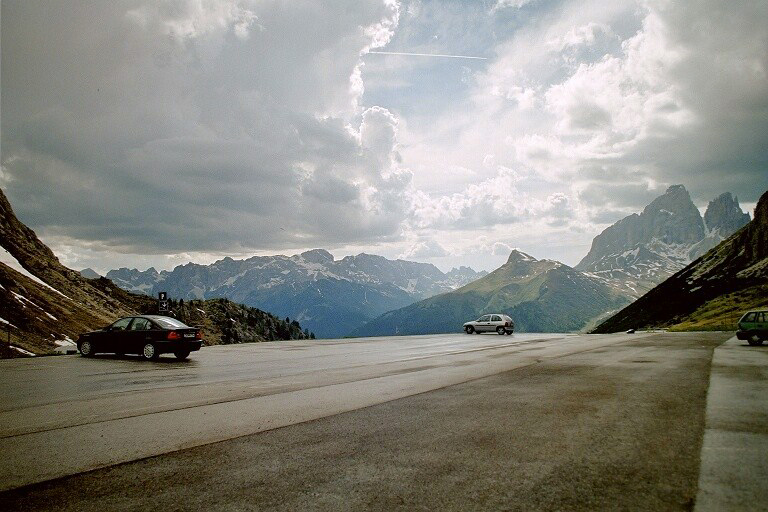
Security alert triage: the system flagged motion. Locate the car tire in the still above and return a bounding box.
[465,326,474,334]
[174,350,190,361]
[505,330,512,335]
[142,343,159,360]
[496,326,505,335]
[748,334,763,346]
[79,340,94,357]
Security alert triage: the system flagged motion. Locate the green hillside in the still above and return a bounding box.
[350,251,628,336]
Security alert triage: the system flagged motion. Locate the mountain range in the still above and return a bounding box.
[105,250,487,338]
[102,184,751,337]
[594,189,768,332]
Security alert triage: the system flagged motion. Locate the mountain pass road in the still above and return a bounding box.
[1,330,762,511]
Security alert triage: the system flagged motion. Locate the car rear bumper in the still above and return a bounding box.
[737,330,766,340]
[157,340,203,353]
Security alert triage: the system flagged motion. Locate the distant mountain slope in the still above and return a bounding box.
[593,189,768,333]
[78,268,102,279]
[351,250,629,336]
[0,188,313,356]
[576,185,750,298]
[106,249,487,339]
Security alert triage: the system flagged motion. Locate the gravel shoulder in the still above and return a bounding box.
[1,332,730,511]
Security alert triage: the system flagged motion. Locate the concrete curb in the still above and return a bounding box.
[696,335,768,510]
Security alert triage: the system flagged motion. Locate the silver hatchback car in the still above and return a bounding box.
[463,314,514,335]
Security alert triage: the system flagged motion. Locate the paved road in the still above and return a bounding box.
[0,331,750,511]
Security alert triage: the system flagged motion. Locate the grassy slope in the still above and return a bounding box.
[351,257,627,336]
[668,284,768,331]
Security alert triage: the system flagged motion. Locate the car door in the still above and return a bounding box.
[490,315,502,331]
[477,315,492,332]
[125,317,153,354]
[757,312,768,336]
[104,317,133,353]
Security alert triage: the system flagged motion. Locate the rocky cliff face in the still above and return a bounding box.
[593,189,768,333]
[704,192,752,235]
[576,185,750,298]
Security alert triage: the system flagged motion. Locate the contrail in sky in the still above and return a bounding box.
[367,51,487,60]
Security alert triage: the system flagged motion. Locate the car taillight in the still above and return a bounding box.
[167,331,181,340]
[195,330,202,340]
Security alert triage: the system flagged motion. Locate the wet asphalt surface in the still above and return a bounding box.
[0,331,730,511]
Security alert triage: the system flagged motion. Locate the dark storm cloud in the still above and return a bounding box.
[1,0,407,254]
[610,0,768,204]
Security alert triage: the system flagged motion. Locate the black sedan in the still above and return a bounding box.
[77,315,203,360]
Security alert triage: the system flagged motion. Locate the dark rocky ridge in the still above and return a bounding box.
[593,189,768,333]
[1,188,154,356]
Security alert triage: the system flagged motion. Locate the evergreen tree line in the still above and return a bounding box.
[142,297,315,344]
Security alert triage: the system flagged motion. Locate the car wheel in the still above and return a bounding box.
[142,343,159,360]
[79,340,94,357]
[174,350,190,361]
[465,326,474,334]
[748,334,763,346]
[505,330,512,335]
[496,326,505,335]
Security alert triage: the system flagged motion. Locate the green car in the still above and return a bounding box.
[736,309,768,346]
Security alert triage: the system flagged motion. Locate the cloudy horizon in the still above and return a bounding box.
[2,0,767,275]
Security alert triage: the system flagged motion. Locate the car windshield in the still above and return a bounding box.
[110,317,132,331]
[153,317,189,329]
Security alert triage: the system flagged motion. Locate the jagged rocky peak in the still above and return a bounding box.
[447,266,478,276]
[506,249,537,264]
[704,192,751,234]
[299,249,334,264]
[642,184,705,245]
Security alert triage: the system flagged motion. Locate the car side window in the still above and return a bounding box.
[491,315,501,322]
[743,312,756,322]
[129,318,151,331]
[757,312,766,323]
[479,315,490,322]
[111,318,132,331]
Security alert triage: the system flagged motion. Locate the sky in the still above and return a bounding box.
[2,0,767,275]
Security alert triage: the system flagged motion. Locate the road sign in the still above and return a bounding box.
[158,292,168,314]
